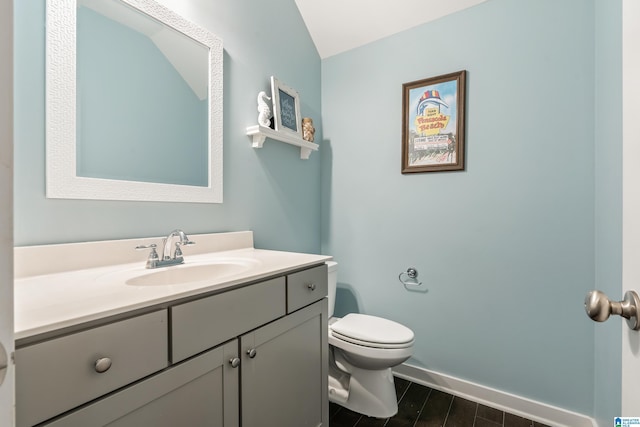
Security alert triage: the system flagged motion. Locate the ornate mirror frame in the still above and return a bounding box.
[46,0,223,203]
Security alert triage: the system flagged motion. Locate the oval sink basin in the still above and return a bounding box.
[126,261,255,286]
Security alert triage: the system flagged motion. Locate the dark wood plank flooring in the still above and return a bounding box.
[329,377,552,427]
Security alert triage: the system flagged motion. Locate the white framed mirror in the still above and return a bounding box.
[46,0,223,203]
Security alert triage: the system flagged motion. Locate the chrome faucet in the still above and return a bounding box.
[136,229,196,269]
[161,229,195,261]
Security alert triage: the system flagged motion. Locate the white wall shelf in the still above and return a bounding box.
[246,125,318,159]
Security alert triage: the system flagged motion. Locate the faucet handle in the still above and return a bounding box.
[135,244,160,269]
[135,243,157,251]
[174,243,183,258]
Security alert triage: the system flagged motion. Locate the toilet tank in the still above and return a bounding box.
[326,261,338,318]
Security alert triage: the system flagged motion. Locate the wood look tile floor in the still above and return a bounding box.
[329,378,552,427]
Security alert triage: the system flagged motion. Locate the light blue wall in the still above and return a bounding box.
[322,0,595,415]
[14,0,322,252]
[594,0,622,423]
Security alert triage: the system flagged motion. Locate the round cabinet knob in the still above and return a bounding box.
[247,348,257,359]
[307,283,316,291]
[94,357,112,373]
[229,357,241,368]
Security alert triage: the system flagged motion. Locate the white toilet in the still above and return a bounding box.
[326,261,414,418]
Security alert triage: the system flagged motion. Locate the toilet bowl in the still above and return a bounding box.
[326,262,414,418]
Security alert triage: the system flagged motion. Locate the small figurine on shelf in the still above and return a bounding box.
[257,91,273,128]
[302,117,315,143]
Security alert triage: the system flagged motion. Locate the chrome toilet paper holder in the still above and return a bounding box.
[398,267,424,289]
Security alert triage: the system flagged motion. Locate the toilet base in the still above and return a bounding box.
[328,359,398,418]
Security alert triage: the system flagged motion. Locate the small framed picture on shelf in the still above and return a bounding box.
[271,76,302,137]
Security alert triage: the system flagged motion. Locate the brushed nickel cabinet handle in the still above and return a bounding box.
[94,357,112,373]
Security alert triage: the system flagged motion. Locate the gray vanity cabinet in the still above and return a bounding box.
[15,310,169,427]
[170,277,287,364]
[43,340,239,427]
[16,264,328,427]
[240,298,328,427]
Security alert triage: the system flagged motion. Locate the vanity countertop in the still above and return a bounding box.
[14,232,331,341]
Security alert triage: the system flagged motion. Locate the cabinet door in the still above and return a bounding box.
[241,299,328,427]
[45,340,239,427]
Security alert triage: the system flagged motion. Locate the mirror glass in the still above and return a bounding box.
[77,0,209,187]
[46,0,223,203]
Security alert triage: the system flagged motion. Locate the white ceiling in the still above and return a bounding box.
[294,0,488,59]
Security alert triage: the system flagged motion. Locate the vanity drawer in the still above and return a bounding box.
[171,277,286,363]
[42,341,239,427]
[16,310,169,427]
[287,265,328,313]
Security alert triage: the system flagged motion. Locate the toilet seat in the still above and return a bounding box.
[330,314,414,349]
[331,331,413,349]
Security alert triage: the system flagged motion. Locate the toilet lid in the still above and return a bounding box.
[330,314,414,347]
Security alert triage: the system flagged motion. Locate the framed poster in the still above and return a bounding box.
[401,70,466,173]
[271,76,302,137]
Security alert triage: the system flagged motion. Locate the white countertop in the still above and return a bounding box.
[14,232,331,340]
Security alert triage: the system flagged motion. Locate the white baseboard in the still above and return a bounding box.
[393,363,596,427]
